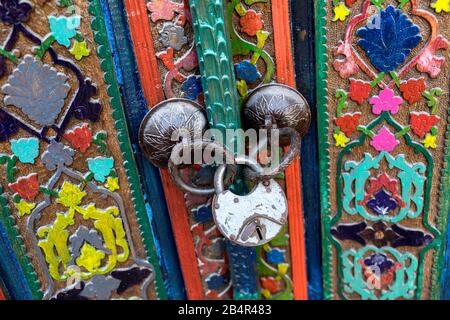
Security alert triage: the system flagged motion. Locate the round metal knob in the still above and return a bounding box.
[139,98,208,168]
[243,84,311,138]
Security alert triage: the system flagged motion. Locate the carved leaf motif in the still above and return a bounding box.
[357,5,422,72]
[2,55,71,127]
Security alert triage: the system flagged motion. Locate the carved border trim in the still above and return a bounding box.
[315,0,334,300]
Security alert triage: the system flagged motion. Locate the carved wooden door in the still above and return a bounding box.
[124,0,311,300]
[0,0,166,300]
[316,0,450,299]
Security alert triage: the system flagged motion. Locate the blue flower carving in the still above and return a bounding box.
[193,205,213,223]
[367,189,398,216]
[49,15,81,48]
[266,248,285,265]
[87,157,114,183]
[181,76,203,100]
[357,5,422,72]
[11,137,39,164]
[235,60,261,84]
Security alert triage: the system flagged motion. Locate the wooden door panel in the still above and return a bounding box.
[0,0,165,300]
[316,0,450,299]
[126,0,308,300]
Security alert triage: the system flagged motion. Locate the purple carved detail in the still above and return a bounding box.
[367,189,398,216]
[0,0,31,25]
[331,221,367,245]
[0,111,18,142]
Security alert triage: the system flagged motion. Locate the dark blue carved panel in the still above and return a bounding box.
[291,0,323,300]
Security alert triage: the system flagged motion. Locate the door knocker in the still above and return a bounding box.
[139,84,311,246]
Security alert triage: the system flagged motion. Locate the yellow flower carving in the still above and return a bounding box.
[334,132,350,147]
[105,177,120,192]
[70,40,90,60]
[261,289,271,299]
[431,0,450,13]
[57,182,86,208]
[278,263,289,276]
[76,243,105,273]
[423,134,437,149]
[15,200,36,217]
[333,3,350,22]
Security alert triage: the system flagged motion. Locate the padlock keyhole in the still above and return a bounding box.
[256,226,263,241]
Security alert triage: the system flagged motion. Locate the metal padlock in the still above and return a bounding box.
[212,158,288,247]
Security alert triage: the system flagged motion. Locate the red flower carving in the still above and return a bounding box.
[345,0,356,6]
[261,277,283,294]
[348,79,372,104]
[157,47,175,69]
[9,173,39,201]
[240,10,263,37]
[417,35,449,78]
[410,112,440,138]
[399,78,426,104]
[335,113,361,136]
[64,123,93,153]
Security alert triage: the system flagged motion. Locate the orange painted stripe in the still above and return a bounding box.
[0,288,6,300]
[160,170,205,300]
[123,0,204,300]
[123,0,164,105]
[272,0,309,300]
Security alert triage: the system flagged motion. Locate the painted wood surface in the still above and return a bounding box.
[124,0,312,300]
[272,0,308,300]
[189,0,259,300]
[316,0,450,300]
[123,0,205,300]
[0,0,166,300]
[291,0,324,300]
[100,0,185,299]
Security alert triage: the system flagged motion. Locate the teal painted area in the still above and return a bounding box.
[87,157,114,183]
[343,152,426,223]
[189,0,241,136]
[11,138,39,164]
[342,246,418,300]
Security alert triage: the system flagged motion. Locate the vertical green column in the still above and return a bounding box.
[189,0,241,133]
[189,0,259,299]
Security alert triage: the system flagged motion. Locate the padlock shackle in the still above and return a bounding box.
[214,156,263,194]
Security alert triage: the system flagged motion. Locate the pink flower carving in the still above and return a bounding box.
[369,88,403,115]
[370,127,399,152]
[333,40,358,78]
[416,35,449,78]
[147,0,184,22]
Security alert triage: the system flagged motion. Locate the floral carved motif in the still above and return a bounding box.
[325,0,449,300]
[0,0,159,300]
